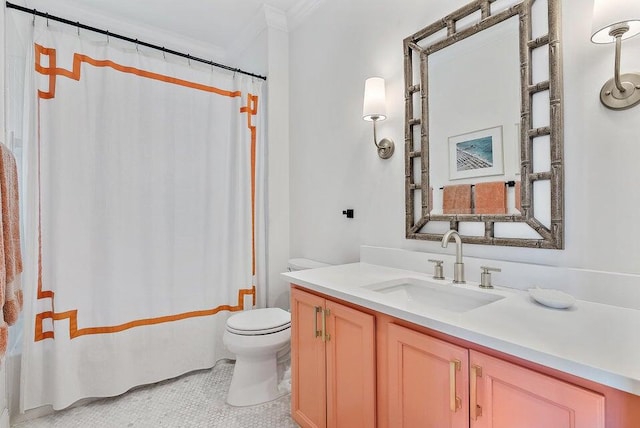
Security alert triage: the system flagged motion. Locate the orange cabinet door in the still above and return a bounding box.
[469,350,605,428]
[291,288,327,428]
[325,299,376,428]
[386,323,469,428]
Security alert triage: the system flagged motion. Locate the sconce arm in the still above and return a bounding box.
[370,118,395,159]
[613,32,626,93]
[597,24,640,110]
[372,118,381,149]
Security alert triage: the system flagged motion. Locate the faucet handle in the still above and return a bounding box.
[428,259,445,280]
[480,266,501,289]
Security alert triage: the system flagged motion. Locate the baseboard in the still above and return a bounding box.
[9,404,55,425]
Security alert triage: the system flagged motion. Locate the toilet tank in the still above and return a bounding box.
[287,258,330,271]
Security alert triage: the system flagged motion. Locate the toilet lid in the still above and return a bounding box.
[227,308,291,335]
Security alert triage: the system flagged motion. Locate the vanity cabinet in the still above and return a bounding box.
[384,322,604,428]
[291,285,626,427]
[290,287,376,428]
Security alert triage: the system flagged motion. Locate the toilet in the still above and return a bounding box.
[223,258,329,406]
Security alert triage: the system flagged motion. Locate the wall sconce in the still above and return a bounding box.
[362,77,394,159]
[591,0,640,110]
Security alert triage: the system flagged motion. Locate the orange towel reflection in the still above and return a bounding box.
[443,184,472,214]
[475,181,507,214]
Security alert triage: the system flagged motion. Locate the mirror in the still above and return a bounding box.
[429,15,520,215]
[404,0,564,249]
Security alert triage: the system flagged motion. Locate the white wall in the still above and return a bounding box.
[265,25,292,309]
[289,0,640,276]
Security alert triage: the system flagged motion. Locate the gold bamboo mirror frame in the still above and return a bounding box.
[404,0,564,249]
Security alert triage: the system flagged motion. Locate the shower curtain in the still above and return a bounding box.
[18,22,265,411]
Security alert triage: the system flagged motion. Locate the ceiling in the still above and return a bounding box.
[17,0,311,53]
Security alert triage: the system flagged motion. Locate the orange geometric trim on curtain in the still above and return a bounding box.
[34,44,242,99]
[241,94,258,276]
[33,44,257,341]
[34,287,256,341]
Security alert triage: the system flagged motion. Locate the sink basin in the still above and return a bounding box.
[363,278,504,313]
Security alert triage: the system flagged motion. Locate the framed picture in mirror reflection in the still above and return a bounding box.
[448,125,504,180]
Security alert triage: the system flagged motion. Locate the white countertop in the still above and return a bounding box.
[282,262,640,396]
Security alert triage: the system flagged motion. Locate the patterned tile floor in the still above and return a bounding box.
[12,361,297,428]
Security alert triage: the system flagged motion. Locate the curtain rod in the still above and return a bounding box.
[5,1,267,81]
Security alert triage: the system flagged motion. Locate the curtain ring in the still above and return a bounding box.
[106,30,109,44]
[32,9,36,26]
[187,54,191,67]
[77,22,80,36]
[162,47,166,60]
[45,13,49,27]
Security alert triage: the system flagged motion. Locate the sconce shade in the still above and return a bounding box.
[362,77,387,121]
[591,0,640,43]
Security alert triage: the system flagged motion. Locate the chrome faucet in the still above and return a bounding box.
[441,229,465,284]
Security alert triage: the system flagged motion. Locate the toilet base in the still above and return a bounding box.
[227,354,283,406]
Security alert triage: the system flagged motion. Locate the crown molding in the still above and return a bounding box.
[226,4,292,63]
[287,0,324,31]
[227,0,324,61]
[264,4,288,32]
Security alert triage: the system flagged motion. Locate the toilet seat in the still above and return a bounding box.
[226,308,291,336]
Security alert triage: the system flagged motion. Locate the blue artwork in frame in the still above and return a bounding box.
[448,126,504,180]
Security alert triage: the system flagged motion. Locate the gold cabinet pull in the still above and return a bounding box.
[449,359,462,412]
[322,308,331,342]
[471,364,483,420]
[313,306,322,338]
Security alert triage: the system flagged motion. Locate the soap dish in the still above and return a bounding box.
[528,287,576,309]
